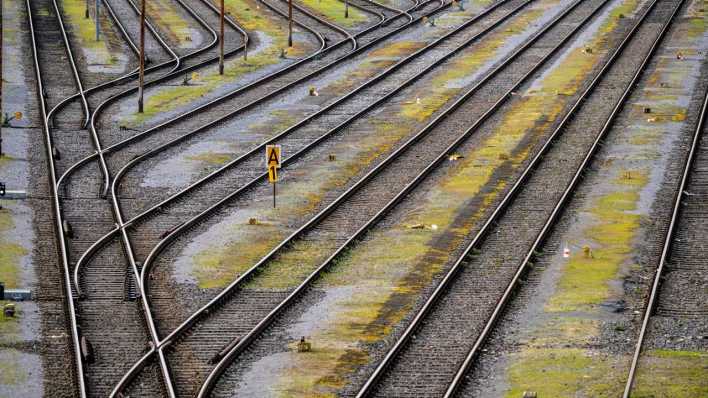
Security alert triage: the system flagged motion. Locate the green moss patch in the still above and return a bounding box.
[632,349,708,398]
[0,211,26,288]
[123,0,314,125]
[0,351,28,386]
[144,0,194,47]
[299,0,368,27]
[506,348,627,397]
[62,0,117,65]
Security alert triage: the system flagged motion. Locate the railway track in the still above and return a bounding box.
[53,0,441,396]
[349,0,687,396]
[69,0,483,318]
[26,0,90,396]
[622,81,708,397]
[124,0,538,291]
[101,0,544,392]
[91,0,652,395]
[29,0,411,395]
[28,0,249,395]
[57,0,433,201]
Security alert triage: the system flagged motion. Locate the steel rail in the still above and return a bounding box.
[55,0,329,199]
[33,1,206,397]
[25,0,88,396]
[49,0,91,127]
[70,0,392,295]
[443,0,686,395]
[356,0,679,395]
[622,38,707,398]
[108,0,526,394]
[85,0,226,198]
[67,0,253,395]
[126,0,524,288]
[196,0,609,395]
[73,0,453,298]
[55,0,343,195]
[119,0,181,72]
[137,0,531,314]
[55,0,432,196]
[46,0,250,126]
[104,0,405,393]
[47,0,233,395]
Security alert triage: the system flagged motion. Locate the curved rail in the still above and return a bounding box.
[45,0,241,395]
[356,0,682,395]
[66,0,255,395]
[46,0,249,126]
[55,0,340,198]
[25,0,88,396]
[73,0,451,299]
[138,0,525,323]
[622,32,707,398]
[55,0,422,197]
[195,0,613,395]
[108,0,518,395]
[50,0,91,127]
[132,0,519,295]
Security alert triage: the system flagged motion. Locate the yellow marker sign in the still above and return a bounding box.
[266,144,282,168]
[268,164,278,183]
[14,112,22,120]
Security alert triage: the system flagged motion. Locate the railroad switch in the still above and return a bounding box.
[297,336,311,352]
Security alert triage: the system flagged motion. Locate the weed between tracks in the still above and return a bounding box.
[228,0,651,393]
[0,210,26,289]
[122,0,315,125]
[62,0,127,72]
[501,3,708,396]
[144,0,197,48]
[299,0,368,27]
[633,350,708,397]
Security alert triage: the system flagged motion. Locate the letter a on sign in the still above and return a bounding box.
[266,145,282,168]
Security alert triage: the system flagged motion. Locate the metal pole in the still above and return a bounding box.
[288,0,293,47]
[345,0,348,18]
[219,0,224,75]
[95,0,101,41]
[273,182,276,208]
[138,0,145,113]
[86,0,90,18]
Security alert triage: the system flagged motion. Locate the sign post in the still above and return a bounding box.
[138,0,146,113]
[266,145,282,208]
[288,0,293,47]
[219,0,225,75]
